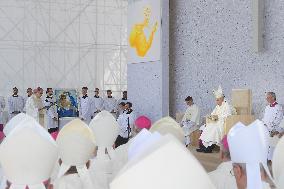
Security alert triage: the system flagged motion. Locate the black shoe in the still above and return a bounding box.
[196,148,205,152]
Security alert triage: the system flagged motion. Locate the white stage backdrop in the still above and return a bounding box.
[0,0,127,100]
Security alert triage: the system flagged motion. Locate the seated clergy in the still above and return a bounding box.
[53,119,97,189]
[110,134,216,189]
[197,86,232,153]
[262,92,283,161]
[272,135,284,189]
[209,135,237,189]
[180,96,200,147]
[89,111,119,189]
[0,118,58,189]
[228,120,273,189]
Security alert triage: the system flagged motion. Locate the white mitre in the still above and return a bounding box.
[228,120,273,189]
[89,110,119,158]
[56,119,96,188]
[213,85,224,99]
[149,116,184,143]
[3,113,34,136]
[110,134,216,189]
[0,118,58,189]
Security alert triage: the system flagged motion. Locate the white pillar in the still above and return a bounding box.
[252,0,264,52]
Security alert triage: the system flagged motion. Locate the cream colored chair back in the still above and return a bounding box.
[231,89,252,115]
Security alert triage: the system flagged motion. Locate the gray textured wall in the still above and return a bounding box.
[169,0,284,119]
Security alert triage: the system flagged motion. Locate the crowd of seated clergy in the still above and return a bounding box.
[0,85,284,189]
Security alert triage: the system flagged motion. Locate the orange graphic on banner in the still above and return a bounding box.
[129,6,158,57]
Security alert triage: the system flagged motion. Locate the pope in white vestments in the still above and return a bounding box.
[261,92,283,160]
[180,96,200,146]
[198,86,232,153]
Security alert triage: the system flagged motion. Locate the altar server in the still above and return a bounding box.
[78,87,92,124]
[91,88,104,118]
[44,88,58,133]
[7,87,24,120]
[103,90,117,115]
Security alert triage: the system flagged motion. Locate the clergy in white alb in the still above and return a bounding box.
[91,88,104,118]
[262,92,283,160]
[103,90,117,116]
[0,96,5,130]
[24,87,45,124]
[7,87,24,120]
[197,86,233,153]
[78,87,92,124]
[180,96,200,146]
[272,135,284,189]
[44,88,58,133]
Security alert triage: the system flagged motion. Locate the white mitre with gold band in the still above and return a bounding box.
[56,119,96,187]
[213,85,224,99]
[3,113,34,136]
[89,110,119,158]
[110,134,216,189]
[0,118,58,189]
[149,116,184,143]
[272,136,284,189]
[228,120,273,189]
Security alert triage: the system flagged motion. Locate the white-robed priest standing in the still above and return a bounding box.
[44,88,58,133]
[197,86,233,153]
[180,96,200,146]
[78,87,93,124]
[91,88,104,118]
[261,92,283,161]
[24,87,45,125]
[103,90,117,117]
[52,119,97,189]
[7,87,24,120]
[272,135,284,189]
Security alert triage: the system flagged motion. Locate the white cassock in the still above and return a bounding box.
[103,97,117,114]
[78,96,92,124]
[209,161,237,189]
[0,96,5,125]
[200,101,232,147]
[24,96,42,123]
[44,96,58,130]
[117,111,136,139]
[7,95,24,120]
[180,104,200,145]
[262,102,283,160]
[91,96,104,117]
